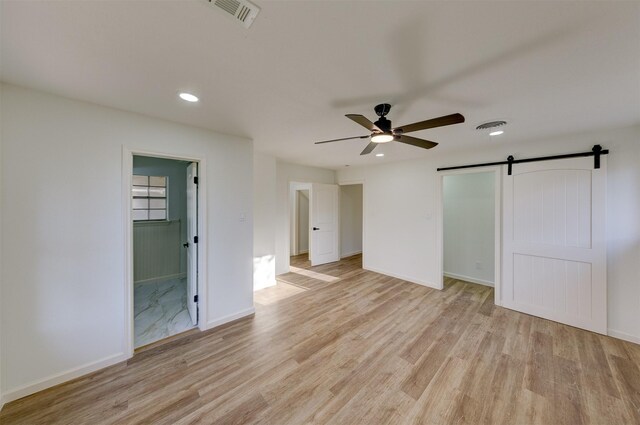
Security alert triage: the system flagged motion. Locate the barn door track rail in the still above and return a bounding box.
[437,145,608,175]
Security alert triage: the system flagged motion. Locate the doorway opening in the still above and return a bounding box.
[441,170,500,305]
[290,183,312,268]
[340,183,363,259]
[294,188,310,260]
[131,155,199,349]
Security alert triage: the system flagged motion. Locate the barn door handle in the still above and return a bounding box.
[313,227,320,231]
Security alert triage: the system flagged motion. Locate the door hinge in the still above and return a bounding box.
[194,295,198,303]
[194,176,199,185]
[194,236,199,244]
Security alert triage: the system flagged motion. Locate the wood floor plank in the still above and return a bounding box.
[1,254,639,424]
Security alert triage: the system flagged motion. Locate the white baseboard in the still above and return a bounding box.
[298,250,308,255]
[444,272,494,287]
[1,352,128,405]
[341,250,362,259]
[363,266,440,290]
[608,328,640,345]
[205,307,255,330]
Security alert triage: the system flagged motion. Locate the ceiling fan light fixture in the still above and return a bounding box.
[371,133,394,143]
[179,92,199,103]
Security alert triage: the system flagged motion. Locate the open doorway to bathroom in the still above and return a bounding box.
[132,155,198,348]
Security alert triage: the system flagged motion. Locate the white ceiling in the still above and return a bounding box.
[2,1,639,169]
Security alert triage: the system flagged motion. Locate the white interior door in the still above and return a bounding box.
[310,183,340,266]
[502,156,606,333]
[186,163,198,326]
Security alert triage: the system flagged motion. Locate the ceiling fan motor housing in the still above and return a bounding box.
[374,116,392,133]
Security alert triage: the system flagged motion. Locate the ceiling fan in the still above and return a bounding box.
[315,104,465,155]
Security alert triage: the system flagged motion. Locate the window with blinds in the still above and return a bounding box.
[132,175,168,221]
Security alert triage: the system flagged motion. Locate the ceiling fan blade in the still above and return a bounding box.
[346,114,381,132]
[396,135,438,150]
[315,135,369,144]
[395,113,465,134]
[360,142,378,155]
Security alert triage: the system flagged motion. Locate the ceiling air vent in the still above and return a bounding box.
[205,0,260,29]
[476,120,507,131]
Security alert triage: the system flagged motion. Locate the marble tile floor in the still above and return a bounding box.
[134,277,195,348]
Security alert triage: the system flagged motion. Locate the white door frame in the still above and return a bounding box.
[122,146,208,358]
[436,167,502,305]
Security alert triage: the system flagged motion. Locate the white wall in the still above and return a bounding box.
[338,125,640,344]
[275,161,335,275]
[0,83,3,409]
[443,173,495,285]
[340,184,363,257]
[297,190,309,254]
[253,152,277,290]
[0,84,254,401]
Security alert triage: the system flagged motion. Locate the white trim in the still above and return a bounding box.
[607,329,640,345]
[205,307,255,330]
[364,266,439,289]
[1,352,127,404]
[341,250,362,258]
[122,147,134,357]
[437,166,502,305]
[122,147,209,358]
[443,272,494,287]
[298,250,309,255]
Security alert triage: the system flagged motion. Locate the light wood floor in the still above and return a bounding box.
[2,254,640,424]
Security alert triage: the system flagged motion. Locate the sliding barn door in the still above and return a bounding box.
[502,156,607,334]
[310,183,340,266]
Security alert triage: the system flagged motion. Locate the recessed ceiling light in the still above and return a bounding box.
[489,130,504,136]
[375,153,385,157]
[179,92,199,103]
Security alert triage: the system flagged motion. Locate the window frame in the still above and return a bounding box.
[131,175,169,221]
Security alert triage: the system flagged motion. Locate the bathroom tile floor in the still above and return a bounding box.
[134,277,194,348]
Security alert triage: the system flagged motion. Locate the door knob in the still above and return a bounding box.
[183,242,189,248]
[313,227,320,231]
